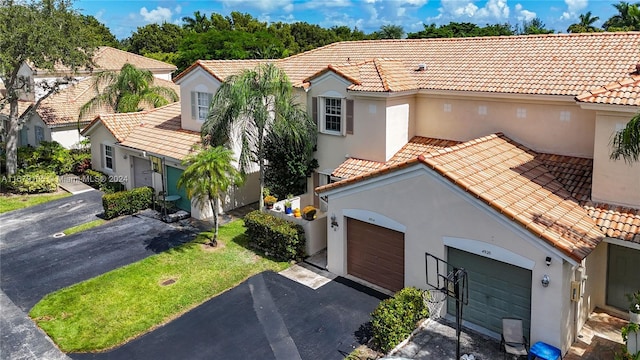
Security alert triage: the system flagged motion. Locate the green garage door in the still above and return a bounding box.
[607,244,640,310]
[447,248,532,338]
[166,166,190,212]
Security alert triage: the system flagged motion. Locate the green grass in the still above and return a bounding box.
[0,192,71,214]
[29,220,290,352]
[62,219,107,235]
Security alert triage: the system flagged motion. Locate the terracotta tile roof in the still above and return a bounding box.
[37,46,177,75]
[38,77,179,127]
[319,134,608,261]
[583,203,640,243]
[119,103,201,160]
[332,158,385,179]
[332,136,460,179]
[173,59,270,83]
[86,111,146,143]
[180,32,640,96]
[576,74,640,106]
[0,100,33,117]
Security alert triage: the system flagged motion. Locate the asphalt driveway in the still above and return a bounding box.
[71,271,385,360]
[0,192,196,311]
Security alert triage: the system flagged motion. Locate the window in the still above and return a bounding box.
[104,145,114,170]
[443,103,452,112]
[191,91,213,122]
[517,107,527,119]
[35,126,45,144]
[324,98,342,133]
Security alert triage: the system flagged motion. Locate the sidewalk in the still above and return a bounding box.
[58,174,95,195]
[0,290,70,360]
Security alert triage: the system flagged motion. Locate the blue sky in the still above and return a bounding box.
[76,0,618,39]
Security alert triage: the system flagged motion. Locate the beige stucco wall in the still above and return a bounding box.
[591,112,640,207]
[176,68,221,132]
[578,241,608,331]
[414,94,596,158]
[324,166,574,351]
[86,126,132,184]
[386,96,415,161]
[50,125,86,149]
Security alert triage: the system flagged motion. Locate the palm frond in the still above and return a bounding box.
[610,114,640,163]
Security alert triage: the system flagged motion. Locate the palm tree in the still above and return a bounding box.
[604,1,640,30]
[78,63,178,120]
[177,146,244,246]
[611,114,640,163]
[567,11,601,33]
[182,11,212,33]
[201,63,316,209]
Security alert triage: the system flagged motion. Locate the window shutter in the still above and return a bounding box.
[346,99,354,135]
[111,147,116,172]
[312,97,318,127]
[191,91,196,120]
[100,144,105,169]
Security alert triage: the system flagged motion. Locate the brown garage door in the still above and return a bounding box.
[347,218,405,292]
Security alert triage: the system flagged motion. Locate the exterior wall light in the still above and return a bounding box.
[330,214,339,230]
[545,256,552,266]
[541,274,550,287]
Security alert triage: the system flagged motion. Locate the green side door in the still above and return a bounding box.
[166,166,191,212]
[607,244,640,310]
[447,248,532,339]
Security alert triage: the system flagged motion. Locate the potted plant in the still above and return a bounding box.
[284,200,292,214]
[264,195,277,210]
[628,291,640,324]
[302,205,316,221]
[621,322,640,357]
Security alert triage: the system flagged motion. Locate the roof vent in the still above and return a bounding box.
[417,63,427,71]
[636,63,640,73]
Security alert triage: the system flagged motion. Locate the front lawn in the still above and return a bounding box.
[29,220,290,352]
[62,219,106,235]
[0,191,71,214]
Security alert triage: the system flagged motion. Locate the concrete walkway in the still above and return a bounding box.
[565,308,627,360]
[0,290,70,360]
[58,174,94,195]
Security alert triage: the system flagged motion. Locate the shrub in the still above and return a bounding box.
[264,195,277,205]
[244,210,305,261]
[371,287,428,353]
[1,169,58,194]
[102,186,153,220]
[18,141,73,175]
[70,149,92,174]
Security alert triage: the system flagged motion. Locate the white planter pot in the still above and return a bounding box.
[628,330,639,356]
[631,311,640,324]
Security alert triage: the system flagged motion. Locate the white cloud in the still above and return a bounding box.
[174,5,182,15]
[139,6,173,23]
[301,0,350,10]
[514,3,536,21]
[222,0,296,12]
[560,0,588,19]
[402,0,428,6]
[397,7,406,17]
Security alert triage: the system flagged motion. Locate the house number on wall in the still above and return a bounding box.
[368,217,375,222]
[482,250,492,255]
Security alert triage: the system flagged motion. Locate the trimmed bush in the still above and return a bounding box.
[371,287,429,353]
[1,170,58,193]
[244,210,306,261]
[102,186,153,220]
[18,141,73,175]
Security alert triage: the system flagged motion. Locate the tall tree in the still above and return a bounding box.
[1,0,95,175]
[604,1,640,31]
[178,146,244,246]
[610,115,640,163]
[201,63,315,209]
[182,10,212,33]
[567,11,601,33]
[80,15,119,48]
[78,63,178,119]
[126,22,184,55]
[373,24,405,39]
[519,17,554,34]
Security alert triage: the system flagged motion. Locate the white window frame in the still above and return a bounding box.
[319,96,345,136]
[192,91,213,122]
[104,144,114,171]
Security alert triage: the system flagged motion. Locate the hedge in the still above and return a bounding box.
[244,210,306,261]
[371,287,429,353]
[102,187,153,220]
[1,170,58,194]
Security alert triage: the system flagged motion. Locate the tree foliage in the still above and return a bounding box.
[126,22,184,55]
[407,22,513,38]
[80,14,119,48]
[201,63,315,209]
[610,114,640,163]
[604,1,640,31]
[79,63,178,119]
[0,0,96,175]
[567,11,602,33]
[371,24,405,39]
[178,146,244,245]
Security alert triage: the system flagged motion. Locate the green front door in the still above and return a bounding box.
[607,244,640,310]
[447,248,532,338]
[166,166,190,212]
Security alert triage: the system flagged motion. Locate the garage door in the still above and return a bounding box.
[347,218,404,292]
[607,244,640,310]
[447,248,532,338]
[166,166,191,212]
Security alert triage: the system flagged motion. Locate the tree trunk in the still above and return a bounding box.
[5,100,19,175]
[210,197,218,247]
[258,129,265,211]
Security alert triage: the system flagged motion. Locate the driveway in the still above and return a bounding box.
[71,271,385,360]
[0,192,197,312]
